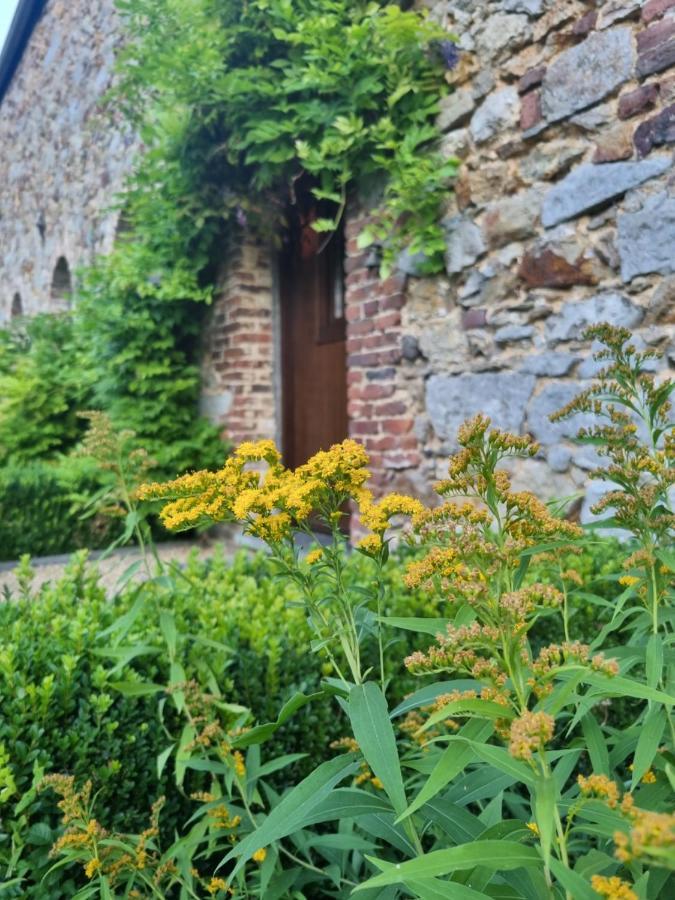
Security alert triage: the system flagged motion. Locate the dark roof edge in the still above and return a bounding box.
[0,0,49,105]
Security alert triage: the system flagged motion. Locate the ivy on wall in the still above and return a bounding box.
[114,0,459,275]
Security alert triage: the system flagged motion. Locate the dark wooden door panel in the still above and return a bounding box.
[281,202,348,473]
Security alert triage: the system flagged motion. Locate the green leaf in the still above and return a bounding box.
[160,610,177,660]
[548,858,597,900]
[421,699,514,732]
[110,681,164,696]
[581,714,610,776]
[379,615,452,636]
[157,744,175,779]
[632,707,666,788]
[349,682,407,817]
[303,788,392,825]
[391,681,477,718]
[646,633,663,689]
[231,691,322,748]
[532,774,557,868]
[585,673,673,706]
[355,842,541,890]
[223,753,357,876]
[397,719,493,822]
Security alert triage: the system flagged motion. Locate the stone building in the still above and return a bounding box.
[1,0,674,524]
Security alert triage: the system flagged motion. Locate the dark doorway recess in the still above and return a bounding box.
[280,180,348,474]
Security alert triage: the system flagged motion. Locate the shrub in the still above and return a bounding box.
[0,463,113,562]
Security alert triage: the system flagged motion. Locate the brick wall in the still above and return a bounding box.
[201,234,277,446]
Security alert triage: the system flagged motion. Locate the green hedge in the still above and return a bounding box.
[0,463,114,562]
[0,538,627,896]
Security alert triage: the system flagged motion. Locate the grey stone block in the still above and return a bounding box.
[426,372,536,441]
[545,293,644,344]
[438,88,476,132]
[541,28,634,124]
[618,190,675,282]
[541,158,671,227]
[444,215,486,274]
[494,325,535,343]
[519,353,579,376]
[470,87,520,143]
[527,382,596,444]
[548,445,573,472]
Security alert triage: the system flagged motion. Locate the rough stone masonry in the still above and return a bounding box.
[0,0,674,529]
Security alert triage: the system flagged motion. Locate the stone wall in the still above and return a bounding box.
[1,0,673,526]
[0,0,135,319]
[376,0,675,516]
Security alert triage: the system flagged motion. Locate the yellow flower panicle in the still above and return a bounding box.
[591,875,637,900]
[508,711,555,761]
[578,774,620,808]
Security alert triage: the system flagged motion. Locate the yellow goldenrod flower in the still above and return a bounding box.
[84,858,101,879]
[252,847,267,863]
[591,874,637,900]
[526,822,539,837]
[577,774,620,808]
[305,548,324,565]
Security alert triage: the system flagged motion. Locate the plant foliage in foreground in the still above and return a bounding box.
[37,326,675,897]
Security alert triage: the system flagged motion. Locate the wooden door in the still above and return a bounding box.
[280,198,348,472]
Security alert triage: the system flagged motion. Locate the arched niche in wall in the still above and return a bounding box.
[11,293,23,319]
[50,256,72,304]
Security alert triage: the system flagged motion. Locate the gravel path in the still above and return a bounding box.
[0,538,237,596]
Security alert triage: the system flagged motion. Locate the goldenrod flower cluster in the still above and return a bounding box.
[139,438,372,541]
[508,711,555,761]
[613,804,675,868]
[590,875,637,900]
[577,774,620,808]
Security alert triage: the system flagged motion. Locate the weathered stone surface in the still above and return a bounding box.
[494,324,535,343]
[541,158,671,227]
[473,70,496,100]
[518,66,546,94]
[438,88,476,131]
[519,140,585,182]
[541,28,634,124]
[520,353,579,376]
[545,293,644,343]
[503,0,543,15]
[440,128,471,160]
[527,382,596,444]
[477,14,531,58]
[444,215,486,273]
[570,103,614,131]
[637,19,675,76]
[462,308,488,329]
[470,87,520,143]
[634,104,675,156]
[519,247,597,287]
[593,125,634,162]
[463,161,520,206]
[548,445,573,472]
[483,188,542,247]
[520,91,543,131]
[647,276,675,323]
[598,0,641,29]
[572,10,598,36]
[426,372,536,440]
[401,335,421,361]
[642,0,675,23]
[397,247,430,277]
[618,83,660,119]
[618,191,675,281]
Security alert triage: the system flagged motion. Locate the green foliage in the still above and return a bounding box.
[85,326,671,899]
[0,315,92,465]
[114,0,458,274]
[0,462,113,561]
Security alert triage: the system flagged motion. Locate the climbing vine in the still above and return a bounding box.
[114,0,459,276]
